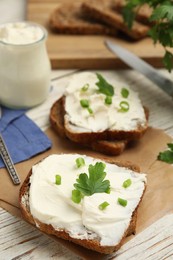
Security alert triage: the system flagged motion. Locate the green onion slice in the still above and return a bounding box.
[118,197,127,207]
[76,157,85,168]
[72,189,82,204]
[55,175,61,185]
[121,88,129,98]
[99,201,110,210]
[105,96,112,105]
[118,101,129,112]
[80,99,89,108]
[123,179,132,188]
[81,83,89,92]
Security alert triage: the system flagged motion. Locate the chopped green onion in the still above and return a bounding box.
[118,101,129,112]
[76,157,85,168]
[105,96,112,105]
[123,179,132,188]
[72,189,82,204]
[99,201,109,210]
[81,83,89,92]
[55,175,61,185]
[87,107,93,114]
[121,88,129,98]
[118,197,127,207]
[80,99,89,108]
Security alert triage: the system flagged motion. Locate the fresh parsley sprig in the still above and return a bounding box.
[123,1,173,72]
[96,73,114,96]
[158,143,173,164]
[72,162,110,203]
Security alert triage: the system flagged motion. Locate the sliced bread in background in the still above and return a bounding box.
[82,0,150,40]
[49,2,117,35]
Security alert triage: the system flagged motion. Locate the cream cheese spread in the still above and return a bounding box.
[65,72,146,132]
[0,22,44,45]
[29,154,146,246]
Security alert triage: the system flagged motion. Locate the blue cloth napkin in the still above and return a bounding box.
[0,106,52,168]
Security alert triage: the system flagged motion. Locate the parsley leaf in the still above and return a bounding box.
[73,162,110,197]
[158,143,173,164]
[123,1,173,71]
[96,73,114,96]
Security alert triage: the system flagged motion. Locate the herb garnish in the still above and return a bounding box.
[118,101,130,112]
[55,175,61,185]
[80,99,93,115]
[121,88,129,98]
[81,83,89,92]
[123,1,173,72]
[99,201,110,210]
[158,143,173,164]
[105,96,112,105]
[118,197,127,207]
[96,73,114,96]
[72,162,110,203]
[123,179,132,188]
[76,157,85,168]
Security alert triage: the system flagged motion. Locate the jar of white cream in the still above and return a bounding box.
[0,22,51,108]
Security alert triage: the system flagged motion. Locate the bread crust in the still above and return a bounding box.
[50,97,130,155]
[82,0,149,40]
[19,157,145,254]
[49,2,117,36]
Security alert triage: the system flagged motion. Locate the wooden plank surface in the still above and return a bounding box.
[27,0,166,69]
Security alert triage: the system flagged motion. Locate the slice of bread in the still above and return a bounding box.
[49,2,117,36]
[19,154,146,254]
[82,0,150,40]
[50,97,128,156]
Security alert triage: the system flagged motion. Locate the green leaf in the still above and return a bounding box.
[73,162,110,196]
[158,151,173,164]
[167,143,173,151]
[158,143,173,164]
[99,201,110,210]
[163,51,173,73]
[96,73,114,96]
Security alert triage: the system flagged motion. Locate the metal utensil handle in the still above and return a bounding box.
[0,134,20,185]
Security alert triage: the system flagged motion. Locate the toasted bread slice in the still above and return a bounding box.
[50,97,128,155]
[49,2,117,36]
[63,97,149,144]
[19,154,146,254]
[82,0,149,40]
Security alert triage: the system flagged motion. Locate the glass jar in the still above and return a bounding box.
[0,22,51,108]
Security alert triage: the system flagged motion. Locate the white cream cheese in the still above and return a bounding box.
[29,154,146,246]
[0,22,44,45]
[65,72,146,132]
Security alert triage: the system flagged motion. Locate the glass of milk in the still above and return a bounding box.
[0,22,51,108]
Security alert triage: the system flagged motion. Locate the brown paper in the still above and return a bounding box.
[0,126,173,259]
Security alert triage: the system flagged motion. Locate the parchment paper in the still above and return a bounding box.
[0,127,173,259]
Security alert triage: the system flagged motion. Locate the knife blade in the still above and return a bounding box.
[105,39,173,98]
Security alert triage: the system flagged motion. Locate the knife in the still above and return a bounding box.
[105,39,173,98]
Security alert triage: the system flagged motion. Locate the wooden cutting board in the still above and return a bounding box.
[27,0,165,69]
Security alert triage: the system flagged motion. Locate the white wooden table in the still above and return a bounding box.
[1,69,173,260]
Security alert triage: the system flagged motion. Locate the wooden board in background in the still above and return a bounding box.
[27,0,165,69]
